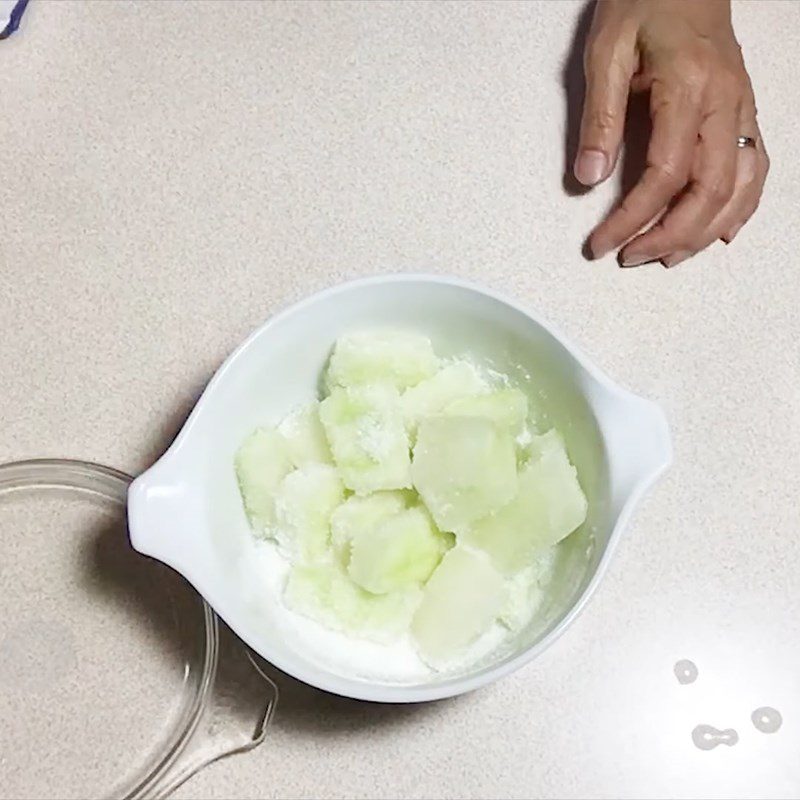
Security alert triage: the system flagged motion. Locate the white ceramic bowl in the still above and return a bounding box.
[128,275,671,703]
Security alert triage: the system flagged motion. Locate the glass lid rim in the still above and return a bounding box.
[0,456,220,799]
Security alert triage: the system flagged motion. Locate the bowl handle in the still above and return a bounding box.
[127,458,204,580]
[596,388,672,512]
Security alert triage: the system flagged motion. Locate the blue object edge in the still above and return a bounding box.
[1,0,29,40]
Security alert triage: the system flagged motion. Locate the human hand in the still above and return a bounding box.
[575,0,769,267]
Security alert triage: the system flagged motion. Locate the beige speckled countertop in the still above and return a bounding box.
[2,1,800,798]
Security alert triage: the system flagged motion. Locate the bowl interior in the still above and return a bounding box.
[191,277,609,697]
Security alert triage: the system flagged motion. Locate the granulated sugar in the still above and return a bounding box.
[241,537,514,683]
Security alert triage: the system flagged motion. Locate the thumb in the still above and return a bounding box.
[574,35,634,186]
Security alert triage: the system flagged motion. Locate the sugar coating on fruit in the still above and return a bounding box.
[234,427,293,535]
[284,562,423,642]
[443,387,528,434]
[273,464,344,563]
[411,415,518,533]
[348,506,453,594]
[320,384,412,494]
[330,491,407,566]
[279,403,332,467]
[411,546,506,664]
[498,548,557,631]
[463,433,587,574]
[401,361,487,436]
[326,331,439,391]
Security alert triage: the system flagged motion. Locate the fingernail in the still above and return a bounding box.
[590,236,609,259]
[620,252,653,267]
[574,149,608,186]
[722,223,743,244]
[662,250,691,268]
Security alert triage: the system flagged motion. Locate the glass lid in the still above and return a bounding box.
[0,459,217,799]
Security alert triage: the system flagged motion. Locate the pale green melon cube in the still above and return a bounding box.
[284,562,422,642]
[326,331,438,391]
[329,491,408,565]
[273,464,344,563]
[319,384,412,494]
[278,402,333,467]
[443,388,528,434]
[348,506,453,594]
[401,361,487,436]
[411,416,518,533]
[411,546,506,664]
[497,548,557,631]
[463,436,587,575]
[234,427,293,535]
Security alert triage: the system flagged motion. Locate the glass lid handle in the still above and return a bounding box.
[143,629,278,799]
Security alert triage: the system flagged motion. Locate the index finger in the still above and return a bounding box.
[590,83,702,258]
[622,101,739,265]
